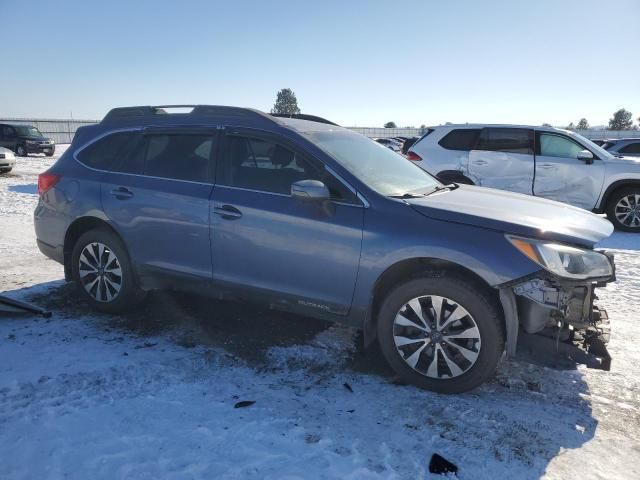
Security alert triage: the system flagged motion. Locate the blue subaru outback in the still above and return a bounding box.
[34,106,616,393]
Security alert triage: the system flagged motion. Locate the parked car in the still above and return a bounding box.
[408,124,640,231]
[374,137,401,152]
[590,139,607,147]
[600,138,640,158]
[34,106,615,393]
[401,136,421,155]
[0,123,55,157]
[0,147,16,174]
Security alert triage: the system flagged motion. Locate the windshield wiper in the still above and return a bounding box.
[388,192,425,199]
[423,183,459,197]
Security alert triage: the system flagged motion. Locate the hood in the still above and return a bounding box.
[20,135,50,141]
[406,185,613,247]
[607,155,640,164]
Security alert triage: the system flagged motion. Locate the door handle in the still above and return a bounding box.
[110,186,134,199]
[538,164,555,169]
[472,160,488,165]
[213,204,243,220]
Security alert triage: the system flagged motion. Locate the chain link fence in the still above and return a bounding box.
[1,118,638,144]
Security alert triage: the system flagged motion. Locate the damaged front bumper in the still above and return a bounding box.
[500,251,615,370]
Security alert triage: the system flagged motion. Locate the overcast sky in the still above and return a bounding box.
[1,0,639,127]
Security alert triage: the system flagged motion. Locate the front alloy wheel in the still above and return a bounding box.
[377,276,504,393]
[614,193,640,229]
[607,187,640,232]
[393,295,481,379]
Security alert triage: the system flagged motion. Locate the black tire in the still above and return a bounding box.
[71,228,145,313]
[45,151,54,157]
[606,187,640,232]
[0,168,11,175]
[377,275,504,394]
[15,144,27,157]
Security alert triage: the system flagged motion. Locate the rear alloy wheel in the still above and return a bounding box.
[607,187,640,232]
[377,276,504,393]
[71,229,145,313]
[16,144,27,157]
[78,242,123,302]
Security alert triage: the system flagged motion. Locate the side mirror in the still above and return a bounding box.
[291,179,330,202]
[577,150,594,164]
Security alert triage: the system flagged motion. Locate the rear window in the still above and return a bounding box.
[476,128,533,154]
[619,142,640,154]
[76,131,144,173]
[438,129,481,151]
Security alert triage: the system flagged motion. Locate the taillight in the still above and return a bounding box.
[38,172,60,195]
[406,151,422,161]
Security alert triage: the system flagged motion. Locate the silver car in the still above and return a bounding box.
[408,124,640,231]
[0,147,16,174]
[601,138,640,158]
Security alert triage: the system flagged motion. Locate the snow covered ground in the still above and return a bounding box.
[1,147,639,479]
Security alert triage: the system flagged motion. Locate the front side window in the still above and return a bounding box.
[144,134,213,182]
[77,131,144,173]
[307,130,440,197]
[476,128,533,154]
[221,135,356,202]
[539,133,585,159]
[619,142,640,154]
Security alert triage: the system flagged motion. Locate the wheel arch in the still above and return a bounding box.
[597,179,640,212]
[63,216,125,281]
[363,257,504,348]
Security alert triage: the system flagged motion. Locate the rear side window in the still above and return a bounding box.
[438,129,481,151]
[538,133,586,159]
[144,134,213,182]
[476,128,533,154]
[76,131,144,173]
[619,142,640,154]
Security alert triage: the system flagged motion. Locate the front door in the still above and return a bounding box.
[99,128,217,279]
[210,129,364,315]
[467,127,535,195]
[533,131,605,210]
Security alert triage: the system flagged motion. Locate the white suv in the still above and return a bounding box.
[408,124,640,231]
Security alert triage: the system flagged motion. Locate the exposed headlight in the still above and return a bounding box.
[507,235,612,280]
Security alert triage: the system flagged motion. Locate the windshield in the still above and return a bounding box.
[15,126,43,137]
[307,130,440,196]
[567,131,614,159]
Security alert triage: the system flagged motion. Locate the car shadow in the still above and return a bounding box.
[597,230,640,251]
[8,183,37,195]
[1,280,597,477]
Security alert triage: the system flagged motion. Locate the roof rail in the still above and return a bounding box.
[270,113,339,126]
[102,105,276,124]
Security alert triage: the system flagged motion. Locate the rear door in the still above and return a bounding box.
[467,127,535,194]
[210,128,364,314]
[0,126,16,150]
[99,128,217,279]
[533,131,605,209]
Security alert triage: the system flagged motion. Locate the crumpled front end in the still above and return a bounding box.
[503,251,615,370]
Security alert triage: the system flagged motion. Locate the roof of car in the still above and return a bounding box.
[101,105,341,133]
[427,123,571,133]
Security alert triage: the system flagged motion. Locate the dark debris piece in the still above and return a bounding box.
[428,453,458,476]
[234,400,256,409]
